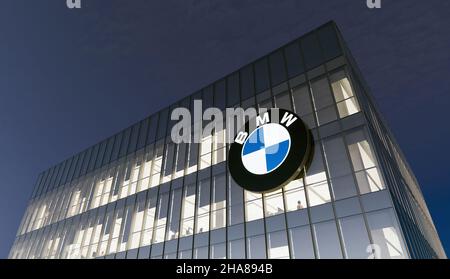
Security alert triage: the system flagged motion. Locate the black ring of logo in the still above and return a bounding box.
[228,108,313,193]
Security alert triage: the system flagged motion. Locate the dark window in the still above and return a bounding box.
[227,73,240,106]
[157,108,169,140]
[80,147,92,176]
[110,132,123,162]
[95,140,107,169]
[300,33,324,70]
[254,58,270,93]
[269,50,287,85]
[284,42,304,78]
[119,128,132,158]
[203,85,214,108]
[103,136,115,165]
[65,155,78,184]
[317,24,342,61]
[88,144,100,172]
[127,123,140,154]
[73,150,85,179]
[31,173,44,199]
[56,159,69,187]
[137,118,150,150]
[214,80,226,110]
[146,114,158,145]
[240,65,254,100]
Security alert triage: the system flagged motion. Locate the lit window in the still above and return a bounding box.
[346,129,384,194]
[245,191,263,222]
[284,179,307,211]
[366,209,407,259]
[330,71,360,118]
[264,189,285,216]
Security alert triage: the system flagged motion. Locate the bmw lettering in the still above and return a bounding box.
[228,108,313,193]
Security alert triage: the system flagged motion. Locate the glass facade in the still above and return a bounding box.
[9,21,446,259]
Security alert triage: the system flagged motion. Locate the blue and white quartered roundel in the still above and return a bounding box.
[241,123,291,175]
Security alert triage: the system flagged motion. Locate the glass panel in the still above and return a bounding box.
[284,179,307,211]
[195,179,210,234]
[264,189,284,217]
[284,42,304,78]
[269,50,287,85]
[338,215,371,259]
[366,209,407,259]
[289,225,315,259]
[317,24,342,60]
[245,191,263,222]
[211,174,226,230]
[312,221,342,259]
[247,235,266,259]
[141,189,157,246]
[210,243,226,259]
[300,33,323,70]
[153,192,169,243]
[228,238,245,259]
[166,187,182,241]
[254,58,270,93]
[181,183,196,237]
[346,130,384,194]
[267,231,289,259]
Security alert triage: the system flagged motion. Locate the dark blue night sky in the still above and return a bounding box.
[0,0,449,258]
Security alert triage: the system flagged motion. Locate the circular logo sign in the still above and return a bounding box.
[228,108,313,193]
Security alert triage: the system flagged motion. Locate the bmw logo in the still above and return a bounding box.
[228,108,313,193]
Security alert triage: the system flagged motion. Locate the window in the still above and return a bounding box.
[193,246,208,259]
[199,134,212,170]
[138,148,153,192]
[195,179,210,234]
[210,243,226,259]
[346,129,384,194]
[284,42,304,78]
[310,77,338,125]
[264,189,284,217]
[97,204,114,257]
[338,215,371,259]
[289,225,315,259]
[247,235,266,259]
[366,209,407,259]
[330,71,360,118]
[181,184,196,237]
[211,174,226,230]
[166,187,182,241]
[267,231,289,259]
[292,85,315,128]
[300,33,323,70]
[245,191,263,222]
[312,221,343,259]
[254,58,270,93]
[228,238,245,259]
[107,200,125,254]
[212,128,226,164]
[269,50,287,85]
[284,179,307,211]
[128,192,146,250]
[228,176,244,225]
[153,191,169,243]
[88,207,105,258]
[141,189,157,246]
[305,144,331,206]
[275,91,292,111]
[162,143,175,183]
[323,136,357,200]
[117,197,135,252]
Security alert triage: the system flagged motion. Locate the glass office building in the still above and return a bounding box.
[9,22,446,259]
